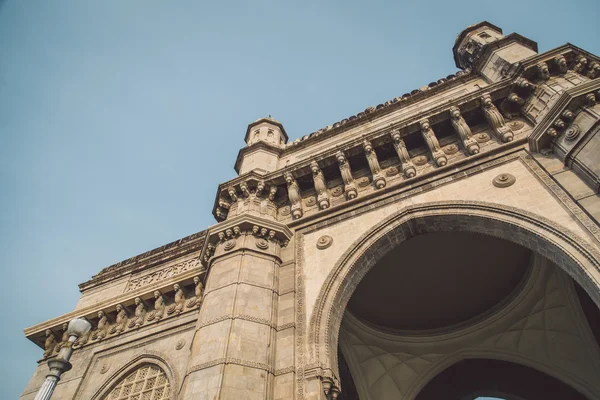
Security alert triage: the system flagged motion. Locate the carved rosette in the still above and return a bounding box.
[492,173,516,188]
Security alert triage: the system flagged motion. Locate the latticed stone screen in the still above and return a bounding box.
[104,364,170,400]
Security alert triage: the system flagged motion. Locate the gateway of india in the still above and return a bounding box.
[21,22,600,400]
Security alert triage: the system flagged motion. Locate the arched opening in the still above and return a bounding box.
[101,363,170,400]
[308,202,600,400]
[414,359,586,400]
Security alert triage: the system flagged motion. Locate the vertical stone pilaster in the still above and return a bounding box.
[181,217,292,400]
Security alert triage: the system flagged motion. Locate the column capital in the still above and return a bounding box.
[201,214,293,265]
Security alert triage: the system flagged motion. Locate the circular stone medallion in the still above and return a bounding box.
[255,237,269,250]
[358,177,370,187]
[280,206,291,216]
[386,167,399,177]
[331,187,344,197]
[475,133,491,143]
[509,120,525,130]
[223,239,236,251]
[175,339,186,350]
[492,173,516,188]
[316,235,333,250]
[100,364,110,374]
[413,155,428,166]
[565,124,581,141]
[305,197,317,207]
[443,144,459,155]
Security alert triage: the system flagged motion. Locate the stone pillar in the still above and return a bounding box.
[181,216,292,399]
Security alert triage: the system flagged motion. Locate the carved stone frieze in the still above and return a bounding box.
[125,258,202,292]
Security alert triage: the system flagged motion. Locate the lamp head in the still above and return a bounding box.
[67,317,92,338]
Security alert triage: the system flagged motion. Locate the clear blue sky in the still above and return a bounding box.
[1,0,599,397]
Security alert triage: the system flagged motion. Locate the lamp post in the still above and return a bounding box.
[34,317,92,400]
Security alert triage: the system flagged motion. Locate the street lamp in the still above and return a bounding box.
[34,317,92,400]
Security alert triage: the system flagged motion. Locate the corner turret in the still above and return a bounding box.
[235,117,288,175]
[454,22,538,82]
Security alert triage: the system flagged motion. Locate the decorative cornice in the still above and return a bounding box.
[80,230,206,290]
[187,357,274,375]
[529,79,600,152]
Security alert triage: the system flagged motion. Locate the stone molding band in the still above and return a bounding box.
[196,314,294,331]
[187,358,277,375]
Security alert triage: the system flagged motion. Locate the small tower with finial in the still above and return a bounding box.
[453,21,538,82]
[234,116,288,175]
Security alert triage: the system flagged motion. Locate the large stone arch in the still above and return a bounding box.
[308,200,600,386]
[412,356,589,400]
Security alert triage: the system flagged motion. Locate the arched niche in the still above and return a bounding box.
[414,358,587,400]
[90,354,176,400]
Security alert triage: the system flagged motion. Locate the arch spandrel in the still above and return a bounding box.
[302,199,600,398]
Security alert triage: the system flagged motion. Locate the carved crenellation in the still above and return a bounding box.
[310,161,331,210]
[390,130,417,178]
[420,118,447,167]
[449,106,480,155]
[336,151,358,200]
[480,94,514,142]
[284,171,303,219]
[362,140,386,189]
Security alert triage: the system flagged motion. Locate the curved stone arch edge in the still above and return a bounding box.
[86,351,179,400]
[403,349,600,400]
[304,200,600,391]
